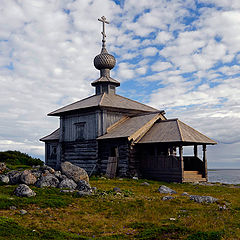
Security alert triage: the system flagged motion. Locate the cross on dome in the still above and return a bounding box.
[98,16,109,48]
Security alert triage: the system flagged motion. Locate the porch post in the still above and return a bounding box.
[179,146,184,182]
[202,144,208,181]
[194,145,198,158]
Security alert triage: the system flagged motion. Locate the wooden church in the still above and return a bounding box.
[40,16,216,183]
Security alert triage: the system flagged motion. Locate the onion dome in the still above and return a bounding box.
[94,47,116,71]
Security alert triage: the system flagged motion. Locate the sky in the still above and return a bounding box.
[0,0,240,168]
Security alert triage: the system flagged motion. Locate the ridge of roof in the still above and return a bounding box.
[176,119,184,142]
[48,93,159,116]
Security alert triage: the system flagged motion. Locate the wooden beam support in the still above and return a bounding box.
[194,145,198,158]
[202,144,208,180]
[179,146,184,182]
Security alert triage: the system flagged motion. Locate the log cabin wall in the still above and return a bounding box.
[136,143,182,182]
[98,138,130,177]
[62,140,98,174]
[45,141,59,169]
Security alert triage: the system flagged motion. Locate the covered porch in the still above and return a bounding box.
[136,119,216,183]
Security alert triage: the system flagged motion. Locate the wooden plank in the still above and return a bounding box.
[106,116,129,133]
[106,157,118,178]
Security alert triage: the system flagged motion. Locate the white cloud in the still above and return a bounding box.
[143,47,158,57]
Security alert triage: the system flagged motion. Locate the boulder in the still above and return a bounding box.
[14,184,36,197]
[76,180,91,192]
[39,165,55,174]
[58,178,77,190]
[35,174,59,188]
[189,195,218,203]
[0,162,6,173]
[61,162,89,183]
[20,170,37,185]
[0,174,9,184]
[8,171,22,184]
[162,196,175,201]
[158,185,177,194]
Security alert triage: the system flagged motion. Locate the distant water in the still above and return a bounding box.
[208,169,240,185]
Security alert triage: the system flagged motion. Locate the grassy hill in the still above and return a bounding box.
[0,151,43,169]
[0,177,240,239]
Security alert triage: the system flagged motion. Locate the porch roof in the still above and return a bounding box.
[138,119,217,145]
[40,128,60,142]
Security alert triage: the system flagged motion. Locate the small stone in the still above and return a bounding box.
[169,218,176,221]
[140,182,150,186]
[14,184,36,197]
[158,185,176,194]
[189,195,218,203]
[60,189,75,193]
[113,187,121,193]
[9,206,17,210]
[19,209,27,215]
[132,176,138,180]
[91,187,97,192]
[77,191,92,197]
[162,196,175,201]
[219,205,227,211]
[0,175,9,184]
[181,192,189,196]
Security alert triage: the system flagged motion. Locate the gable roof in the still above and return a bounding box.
[40,128,60,142]
[48,93,159,116]
[138,119,217,145]
[98,112,164,141]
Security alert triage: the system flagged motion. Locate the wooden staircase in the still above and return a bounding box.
[183,171,206,183]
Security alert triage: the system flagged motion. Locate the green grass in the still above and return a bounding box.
[1,178,240,239]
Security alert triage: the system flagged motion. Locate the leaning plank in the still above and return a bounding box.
[106,157,118,178]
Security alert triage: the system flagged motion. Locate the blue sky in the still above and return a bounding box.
[0,0,240,168]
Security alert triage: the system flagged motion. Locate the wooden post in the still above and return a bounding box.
[179,146,184,182]
[202,144,208,181]
[194,145,198,158]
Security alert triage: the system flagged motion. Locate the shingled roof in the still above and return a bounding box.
[98,112,164,141]
[138,119,217,145]
[40,128,60,142]
[48,93,158,116]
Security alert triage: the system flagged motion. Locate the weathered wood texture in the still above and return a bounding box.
[45,142,59,169]
[140,155,182,182]
[62,140,98,174]
[63,112,97,141]
[106,157,118,178]
[98,138,129,177]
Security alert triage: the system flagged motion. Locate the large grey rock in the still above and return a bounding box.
[61,161,89,183]
[76,180,91,192]
[158,185,177,194]
[14,184,36,197]
[77,191,92,197]
[35,174,59,188]
[0,174,9,184]
[20,170,37,185]
[8,171,22,184]
[0,162,6,173]
[58,178,77,189]
[189,195,218,203]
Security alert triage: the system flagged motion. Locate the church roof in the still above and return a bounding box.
[138,119,217,145]
[97,112,164,141]
[40,128,60,142]
[48,93,159,116]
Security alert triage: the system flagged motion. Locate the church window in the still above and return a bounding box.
[75,122,86,140]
